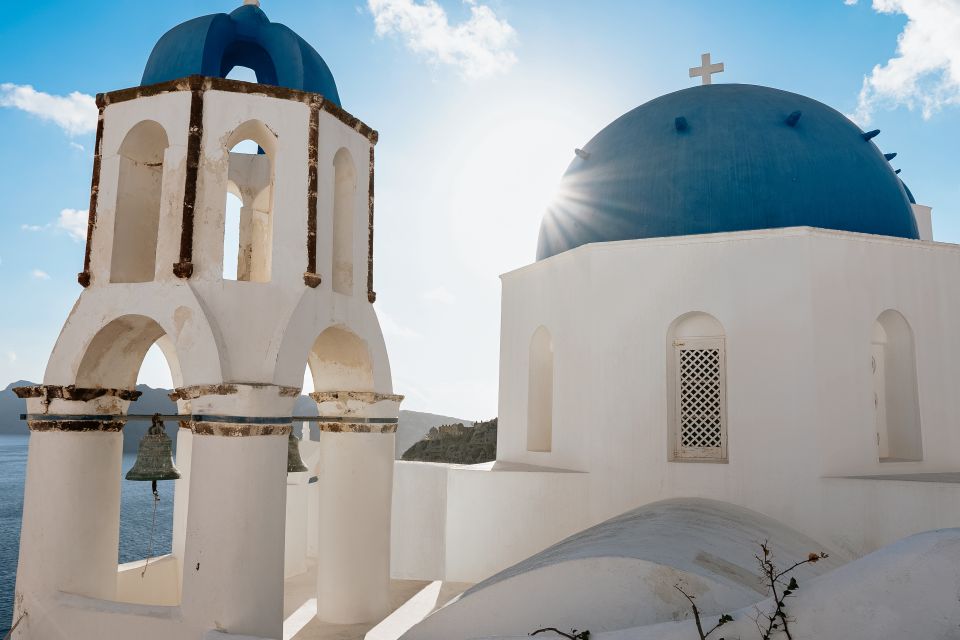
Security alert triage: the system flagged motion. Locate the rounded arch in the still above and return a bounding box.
[45,291,224,390]
[871,309,922,461]
[308,325,374,392]
[667,311,728,461]
[527,325,554,453]
[224,119,277,158]
[332,147,357,296]
[76,314,183,390]
[111,120,169,284]
[271,296,393,393]
[668,311,725,339]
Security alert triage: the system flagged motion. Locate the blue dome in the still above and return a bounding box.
[537,84,918,261]
[141,4,341,105]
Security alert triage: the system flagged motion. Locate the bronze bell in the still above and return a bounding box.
[126,414,181,482]
[287,430,308,473]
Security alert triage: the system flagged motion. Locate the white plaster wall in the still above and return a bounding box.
[116,555,180,607]
[284,478,309,578]
[391,462,449,580]
[391,462,589,583]
[494,228,960,560]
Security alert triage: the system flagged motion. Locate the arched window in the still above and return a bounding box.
[332,148,356,295]
[668,312,727,461]
[872,310,922,461]
[527,326,554,452]
[111,121,168,283]
[223,121,275,282]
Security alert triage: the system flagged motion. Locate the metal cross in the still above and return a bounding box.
[689,53,724,86]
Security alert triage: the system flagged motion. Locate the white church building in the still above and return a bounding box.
[9,4,960,640]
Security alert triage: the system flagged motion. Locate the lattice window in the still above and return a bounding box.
[672,337,727,460]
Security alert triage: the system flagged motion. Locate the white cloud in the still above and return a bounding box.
[852,0,960,124]
[6,352,16,365]
[422,286,457,304]
[69,141,85,152]
[845,0,859,5]
[57,208,88,242]
[376,307,421,339]
[20,223,49,232]
[0,83,97,136]
[31,269,50,280]
[368,0,518,78]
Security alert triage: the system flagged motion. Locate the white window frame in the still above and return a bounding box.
[671,336,728,461]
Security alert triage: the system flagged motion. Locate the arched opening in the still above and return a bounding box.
[223,121,276,282]
[667,312,728,461]
[308,325,374,392]
[872,310,922,461]
[75,315,184,606]
[220,42,278,86]
[110,121,168,283]
[286,326,375,575]
[332,148,357,295]
[527,326,554,452]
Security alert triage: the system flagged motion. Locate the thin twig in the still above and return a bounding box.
[530,627,589,639]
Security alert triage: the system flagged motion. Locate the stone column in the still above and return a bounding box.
[176,384,293,640]
[12,386,134,631]
[312,391,403,624]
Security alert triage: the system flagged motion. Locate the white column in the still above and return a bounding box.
[312,391,402,624]
[179,423,288,639]
[13,388,130,629]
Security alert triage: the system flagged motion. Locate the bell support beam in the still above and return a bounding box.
[310,390,403,624]
[175,383,293,640]
[12,386,131,626]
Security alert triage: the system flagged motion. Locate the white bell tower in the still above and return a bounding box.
[12,4,401,638]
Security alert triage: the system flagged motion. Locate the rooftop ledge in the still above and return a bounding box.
[97,75,378,144]
[828,472,960,484]
[504,225,949,280]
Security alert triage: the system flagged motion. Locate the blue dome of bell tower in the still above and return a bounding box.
[141,2,341,105]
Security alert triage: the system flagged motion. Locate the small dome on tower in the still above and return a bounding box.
[537,84,918,261]
[141,3,341,105]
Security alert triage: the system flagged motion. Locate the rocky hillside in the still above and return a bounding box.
[401,418,497,464]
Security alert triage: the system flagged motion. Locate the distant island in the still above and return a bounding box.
[401,418,497,464]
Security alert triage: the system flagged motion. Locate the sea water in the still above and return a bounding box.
[0,436,173,631]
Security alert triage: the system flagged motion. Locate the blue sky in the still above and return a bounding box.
[0,0,958,419]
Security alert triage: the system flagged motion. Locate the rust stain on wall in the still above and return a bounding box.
[174,78,204,279]
[14,385,142,403]
[28,420,125,433]
[168,384,239,401]
[189,422,291,437]
[77,106,106,288]
[304,100,321,288]
[367,145,376,303]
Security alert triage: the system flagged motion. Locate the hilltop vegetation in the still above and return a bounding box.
[401,418,497,464]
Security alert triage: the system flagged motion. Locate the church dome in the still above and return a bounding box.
[537,84,918,261]
[141,3,341,105]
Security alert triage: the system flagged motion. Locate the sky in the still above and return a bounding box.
[0,0,958,420]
